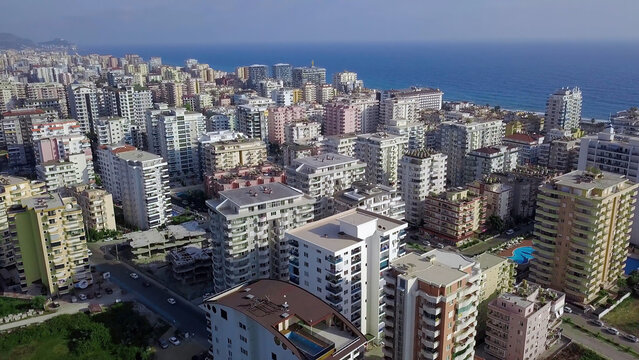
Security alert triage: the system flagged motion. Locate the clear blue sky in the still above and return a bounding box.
[4,0,639,45]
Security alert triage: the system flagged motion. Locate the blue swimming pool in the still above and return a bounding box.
[509,246,534,264]
[285,331,325,356]
[626,257,639,275]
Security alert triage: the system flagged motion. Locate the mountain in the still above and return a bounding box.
[0,33,35,49]
[38,38,76,49]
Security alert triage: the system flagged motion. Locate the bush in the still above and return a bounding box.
[30,295,46,310]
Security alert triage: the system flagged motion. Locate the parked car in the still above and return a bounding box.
[105,287,113,295]
[78,293,87,301]
[168,336,181,346]
[167,297,176,305]
[506,229,515,235]
[130,272,139,279]
[158,339,169,349]
[71,296,78,303]
[115,298,122,303]
[623,334,639,343]
[592,319,605,327]
[563,306,572,314]
[437,243,445,249]
[606,327,619,335]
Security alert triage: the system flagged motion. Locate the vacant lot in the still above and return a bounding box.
[551,343,607,360]
[603,296,639,337]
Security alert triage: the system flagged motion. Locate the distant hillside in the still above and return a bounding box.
[0,33,34,49]
[38,38,75,48]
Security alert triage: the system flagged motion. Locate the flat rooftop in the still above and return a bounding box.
[293,153,359,168]
[475,252,509,271]
[166,221,206,240]
[551,170,636,193]
[124,229,165,248]
[116,149,163,162]
[287,208,405,252]
[217,183,303,207]
[21,193,65,210]
[391,250,474,287]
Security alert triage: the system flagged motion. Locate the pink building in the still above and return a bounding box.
[204,163,286,197]
[485,284,565,360]
[323,102,359,136]
[267,106,305,145]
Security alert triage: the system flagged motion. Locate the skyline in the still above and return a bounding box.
[3,0,639,45]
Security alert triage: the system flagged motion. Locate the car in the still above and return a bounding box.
[78,293,87,301]
[168,336,181,346]
[143,281,151,287]
[437,243,445,249]
[424,241,431,247]
[623,334,639,343]
[606,327,619,335]
[71,296,78,303]
[115,298,122,303]
[167,297,176,305]
[130,272,139,279]
[158,339,169,349]
[87,250,93,257]
[506,229,515,235]
[563,306,572,314]
[105,287,113,295]
[592,319,605,327]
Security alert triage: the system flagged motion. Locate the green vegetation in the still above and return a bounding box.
[563,317,639,358]
[552,342,608,360]
[0,296,46,317]
[0,302,154,360]
[486,215,505,233]
[171,212,195,225]
[87,228,121,243]
[176,189,207,211]
[602,295,639,337]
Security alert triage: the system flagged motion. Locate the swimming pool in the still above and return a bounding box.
[626,257,639,275]
[509,246,534,264]
[285,331,325,357]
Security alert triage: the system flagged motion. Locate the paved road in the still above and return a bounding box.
[90,245,209,347]
[564,312,639,353]
[562,325,637,360]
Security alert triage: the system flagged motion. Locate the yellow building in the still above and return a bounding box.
[531,170,638,303]
[505,121,523,136]
[292,88,303,104]
[62,184,117,232]
[474,253,515,340]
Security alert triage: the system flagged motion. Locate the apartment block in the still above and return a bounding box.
[199,133,267,174]
[204,163,285,197]
[9,194,92,295]
[207,183,314,292]
[267,105,305,145]
[382,250,481,360]
[94,116,130,145]
[530,170,638,303]
[464,145,519,184]
[502,133,545,165]
[61,184,116,232]
[468,178,513,221]
[538,136,580,173]
[485,284,565,360]
[324,101,359,136]
[237,104,269,141]
[545,87,582,131]
[474,253,515,341]
[67,83,100,133]
[168,246,213,285]
[284,121,322,144]
[383,118,427,151]
[492,166,561,220]
[423,188,485,246]
[286,153,366,218]
[333,181,406,220]
[399,149,447,225]
[292,66,327,88]
[287,208,407,338]
[355,132,408,187]
[202,279,366,360]
[0,109,49,168]
[25,82,68,118]
[323,134,357,158]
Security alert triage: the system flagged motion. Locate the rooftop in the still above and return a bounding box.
[504,133,544,144]
[21,193,66,210]
[216,183,303,207]
[116,150,163,162]
[166,221,206,240]
[391,250,476,287]
[124,229,165,248]
[550,170,637,194]
[292,153,359,169]
[474,252,510,271]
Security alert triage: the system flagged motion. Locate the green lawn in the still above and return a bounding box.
[0,297,35,318]
[603,296,639,337]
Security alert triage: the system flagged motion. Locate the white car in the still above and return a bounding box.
[168,336,181,346]
[78,293,87,301]
[606,327,619,335]
[115,298,122,303]
[563,306,572,314]
[506,229,515,235]
[129,272,139,279]
[623,334,639,343]
[592,319,605,327]
[167,297,176,305]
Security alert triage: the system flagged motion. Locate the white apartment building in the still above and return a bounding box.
[271,88,294,106]
[287,208,408,338]
[545,87,582,131]
[399,149,447,225]
[380,97,419,125]
[355,132,408,187]
[383,118,427,151]
[333,181,405,220]
[383,250,482,360]
[332,71,362,93]
[284,121,322,144]
[323,134,357,157]
[67,83,100,133]
[440,119,504,186]
[286,153,367,218]
[61,184,117,232]
[464,145,519,184]
[207,183,314,292]
[206,107,237,132]
[237,105,269,141]
[35,153,93,190]
[94,116,130,145]
[202,279,367,360]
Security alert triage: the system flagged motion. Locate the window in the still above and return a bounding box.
[240,335,247,342]
[227,338,232,344]
[239,322,246,330]
[241,348,248,355]
[221,309,227,320]
[272,353,277,360]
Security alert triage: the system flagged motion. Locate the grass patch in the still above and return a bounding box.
[0,302,155,360]
[603,295,639,337]
[0,297,44,318]
[551,342,607,360]
[564,317,639,358]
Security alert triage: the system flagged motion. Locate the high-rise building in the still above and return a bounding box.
[382,250,481,360]
[286,153,367,218]
[67,83,100,133]
[399,149,447,225]
[61,184,117,232]
[94,116,130,145]
[0,109,48,169]
[355,132,408,187]
[199,132,267,174]
[474,253,515,341]
[287,208,407,338]
[271,88,295,106]
[96,145,171,230]
[440,119,504,186]
[340,91,380,134]
[25,82,68,118]
[468,178,514,221]
[530,170,638,303]
[502,133,545,165]
[423,188,485,246]
[237,105,269,141]
[207,183,314,292]
[324,101,359,136]
[464,145,519,184]
[284,121,322,145]
[201,279,367,360]
[333,181,406,220]
[272,63,293,86]
[247,64,269,89]
[292,66,327,88]
[9,193,92,295]
[485,285,565,360]
[267,106,305,145]
[332,71,362,93]
[323,134,357,158]
[545,87,582,131]
[383,118,427,151]
[382,87,443,112]
[163,81,183,107]
[380,96,419,125]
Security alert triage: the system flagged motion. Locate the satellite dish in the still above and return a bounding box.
[76,280,89,289]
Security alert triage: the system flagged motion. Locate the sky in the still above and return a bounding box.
[3,0,639,46]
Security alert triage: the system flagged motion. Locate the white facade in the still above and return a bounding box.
[284,121,322,144]
[399,149,447,225]
[94,116,130,145]
[545,87,582,131]
[323,134,357,157]
[464,145,519,184]
[287,208,407,338]
[67,83,100,133]
[271,88,294,106]
[355,132,408,187]
[237,105,269,141]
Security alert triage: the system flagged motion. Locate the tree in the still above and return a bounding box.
[487,215,505,233]
[30,295,46,310]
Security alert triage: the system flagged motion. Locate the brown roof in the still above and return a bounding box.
[2,109,45,117]
[504,133,543,144]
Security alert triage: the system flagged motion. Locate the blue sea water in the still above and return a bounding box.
[509,246,535,264]
[81,42,639,119]
[626,257,639,275]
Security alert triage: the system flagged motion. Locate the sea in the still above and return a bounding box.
[81,42,639,120]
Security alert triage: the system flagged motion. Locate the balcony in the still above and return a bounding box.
[325,294,343,305]
[326,283,343,294]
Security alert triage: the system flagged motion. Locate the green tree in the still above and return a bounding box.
[487,215,505,233]
[30,295,46,310]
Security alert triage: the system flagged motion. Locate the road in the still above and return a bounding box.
[564,312,639,354]
[562,324,638,360]
[90,244,209,347]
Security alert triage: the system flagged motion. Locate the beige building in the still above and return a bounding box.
[323,133,357,157]
[474,253,515,341]
[399,149,447,225]
[383,250,482,360]
[61,184,116,231]
[468,178,514,221]
[530,170,638,303]
[485,284,565,360]
[200,136,267,174]
[355,132,408,187]
[423,188,485,246]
